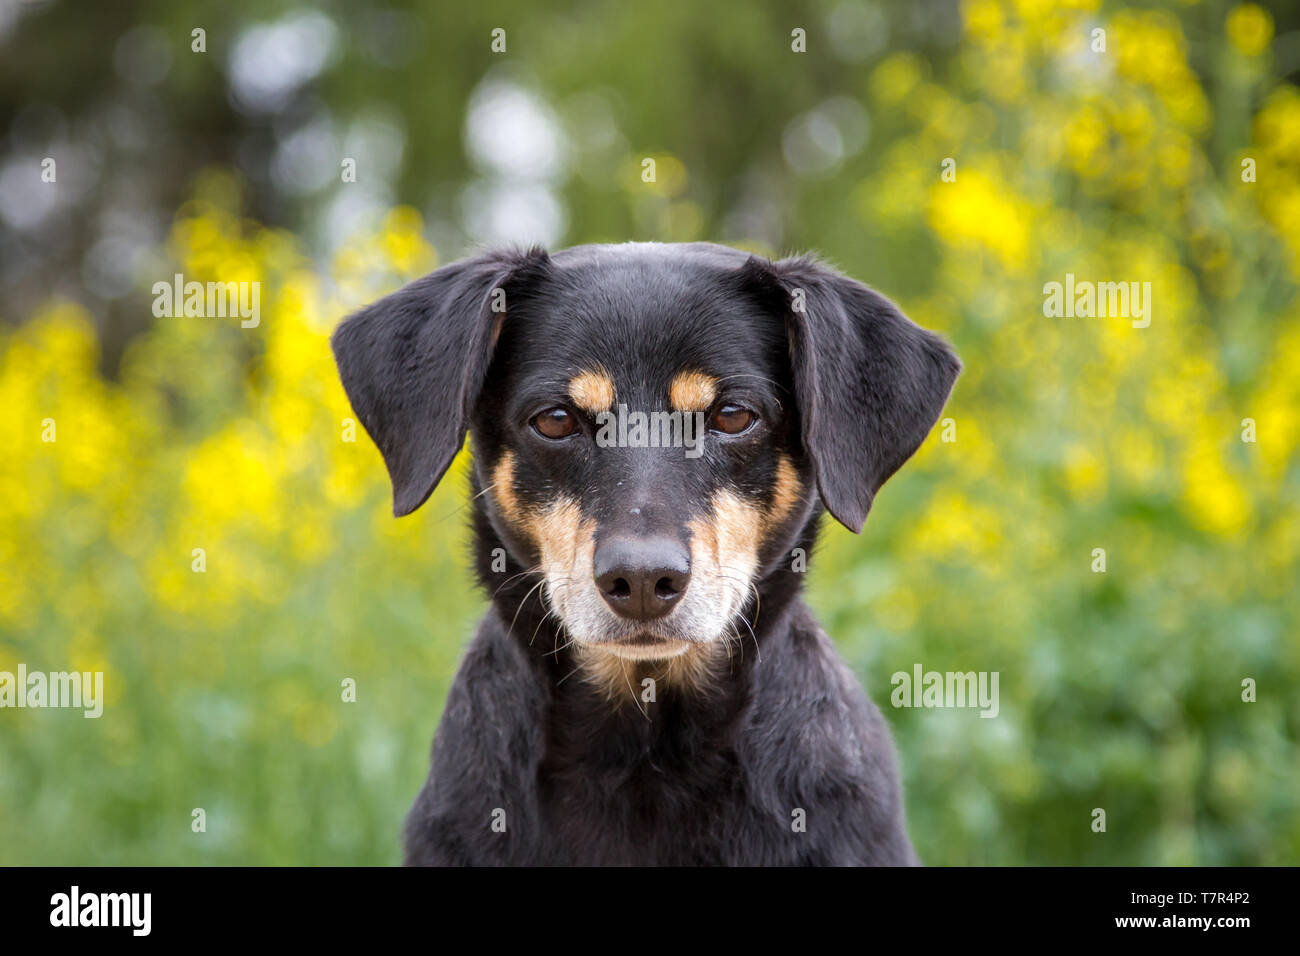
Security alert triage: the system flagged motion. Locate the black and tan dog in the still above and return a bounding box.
[331,242,959,865]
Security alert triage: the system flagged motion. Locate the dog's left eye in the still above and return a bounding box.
[709,404,755,435]
[531,407,578,439]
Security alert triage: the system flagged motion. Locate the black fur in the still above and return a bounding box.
[331,241,960,866]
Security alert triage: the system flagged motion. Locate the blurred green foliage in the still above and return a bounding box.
[1,0,1298,864]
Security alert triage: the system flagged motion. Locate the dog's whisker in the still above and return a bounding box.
[508,577,549,643]
[491,564,545,598]
[533,590,570,648]
[722,625,740,667]
[620,660,651,721]
[543,610,582,657]
[530,603,562,649]
[735,610,760,664]
[431,479,498,525]
[547,634,579,658]
[711,372,789,405]
[554,662,585,688]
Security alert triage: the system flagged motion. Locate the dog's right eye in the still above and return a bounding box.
[531,407,578,439]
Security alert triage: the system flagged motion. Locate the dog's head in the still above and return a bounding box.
[332,242,958,666]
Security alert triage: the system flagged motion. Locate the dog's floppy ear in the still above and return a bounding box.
[740,255,960,533]
[331,247,549,517]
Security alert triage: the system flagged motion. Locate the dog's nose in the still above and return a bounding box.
[594,536,691,621]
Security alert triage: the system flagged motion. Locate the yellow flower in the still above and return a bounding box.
[1226,4,1274,57]
[927,165,1033,271]
[1063,443,1107,502]
[869,52,923,105]
[1064,104,1109,176]
[380,206,437,276]
[1113,426,1164,491]
[905,489,1004,564]
[962,0,1003,44]
[1181,439,1252,538]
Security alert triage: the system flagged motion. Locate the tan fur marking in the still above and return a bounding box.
[767,454,803,531]
[568,368,615,414]
[704,489,763,568]
[577,643,729,704]
[491,451,525,530]
[668,370,718,413]
[531,497,591,568]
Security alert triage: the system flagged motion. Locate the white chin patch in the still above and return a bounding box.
[596,640,694,661]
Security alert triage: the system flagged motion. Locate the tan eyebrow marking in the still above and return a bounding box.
[568,368,616,414]
[668,370,718,413]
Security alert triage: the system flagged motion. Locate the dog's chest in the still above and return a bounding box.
[530,703,778,865]
[536,746,751,865]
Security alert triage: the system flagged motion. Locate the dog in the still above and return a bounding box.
[331,241,960,865]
